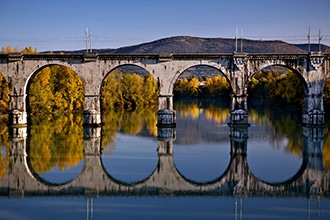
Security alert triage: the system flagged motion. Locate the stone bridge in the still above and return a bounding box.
[0,125,328,198]
[0,52,329,126]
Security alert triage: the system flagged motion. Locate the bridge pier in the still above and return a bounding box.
[9,110,27,126]
[7,126,28,197]
[157,95,176,127]
[8,92,27,126]
[155,126,176,189]
[302,126,324,171]
[229,94,249,126]
[83,95,102,126]
[229,124,249,196]
[84,126,101,155]
[302,125,325,197]
[302,94,325,126]
[302,52,326,126]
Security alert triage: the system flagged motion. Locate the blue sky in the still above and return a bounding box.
[1,0,329,52]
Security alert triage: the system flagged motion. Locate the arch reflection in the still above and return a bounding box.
[101,133,158,184]
[0,118,328,198]
[27,114,85,185]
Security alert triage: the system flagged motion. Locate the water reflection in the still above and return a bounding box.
[0,101,329,219]
[101,133,158,184]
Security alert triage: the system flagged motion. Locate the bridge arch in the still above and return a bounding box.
[102,62,155,83]
[100,63,151,89]
[100,64,157,111]
[247,64,308,112]
[247,152,309,187]
[24,61,83,94]
[169,64,232,96]
[248,64,308,93]
[100,160,157,187]
[26,158,79,187]
[172,152,234,186]
[24,64,85,114]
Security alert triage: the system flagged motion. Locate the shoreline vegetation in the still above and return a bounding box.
[0,66,329,114]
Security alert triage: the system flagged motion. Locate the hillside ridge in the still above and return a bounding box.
[58,36,330,54]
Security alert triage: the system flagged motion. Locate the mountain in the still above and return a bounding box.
[54,36,329,54]
[105,36,308,54]
[294,43,330,52]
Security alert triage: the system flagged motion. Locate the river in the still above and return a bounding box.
[0,99,329,220]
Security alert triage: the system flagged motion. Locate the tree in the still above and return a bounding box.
[101,69,158,110]
[248,68,304,108]
[187,77,200,97]
[29,65,84,113]
[0,74,10,113]
[0,45,19,53]
[22,46,38,54]
[1,45,38,54]
[142,73,158,105]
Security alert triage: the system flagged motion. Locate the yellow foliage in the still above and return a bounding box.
[0,73,10,113]
[29,65,84,113]
[0,45,19,53]
[204,106,229,124]
[21,46,38,54]
[187,77,200,97]
[102,70,158,110]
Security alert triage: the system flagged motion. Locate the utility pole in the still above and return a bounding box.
[86,27,89,53]
[318,29,322,52]
[235,27,238,52]
[90,31,92,53]
[308,27,311,53]
[240,28,243,52]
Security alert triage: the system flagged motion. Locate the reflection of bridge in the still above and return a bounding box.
[0,52,329,126]
[0,125,328,198]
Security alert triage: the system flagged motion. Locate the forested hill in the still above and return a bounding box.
[87,36,329,54]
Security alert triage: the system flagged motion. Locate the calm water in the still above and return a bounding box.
[0,100,329,220]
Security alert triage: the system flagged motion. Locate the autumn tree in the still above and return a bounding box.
[21,46,38,54]
[0,73,10,113]
[29,65,84,113]
[1,45,38,54]
[0,45,19,53]
[102,69,158,110]
[202,75,231,98]
[173,75,230,98]
[248,68,304,108]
